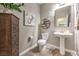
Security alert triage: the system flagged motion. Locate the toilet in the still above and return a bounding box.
[38,33,49,51]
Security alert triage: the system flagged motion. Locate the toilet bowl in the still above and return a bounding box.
[38,33,49,51]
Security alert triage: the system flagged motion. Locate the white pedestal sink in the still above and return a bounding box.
[54,31,73,55]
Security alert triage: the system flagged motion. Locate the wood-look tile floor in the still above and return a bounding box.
[23,46,72,56]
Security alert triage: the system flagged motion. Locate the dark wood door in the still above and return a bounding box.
[0,14,19,56]
[11,15,19,56]
[0,14,11,55]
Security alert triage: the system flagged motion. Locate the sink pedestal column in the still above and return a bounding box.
[54,32,73,55]
[60,37,65,55]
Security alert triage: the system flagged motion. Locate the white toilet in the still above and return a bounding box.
[38,33,49,51]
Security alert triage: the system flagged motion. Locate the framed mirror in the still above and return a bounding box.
[54,5,71,27]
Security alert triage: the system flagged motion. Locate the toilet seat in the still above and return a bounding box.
[38,39,46,45]
[38,33,49,45]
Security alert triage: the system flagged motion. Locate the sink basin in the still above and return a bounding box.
[54,32,73,37]
[53,31,73,55]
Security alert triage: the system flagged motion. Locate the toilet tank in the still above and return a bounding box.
[42,33,49,40]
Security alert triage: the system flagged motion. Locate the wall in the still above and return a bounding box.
[40,3,75,50]
[0,3,40,53]
[74,4,79,55]
[40,3,60,47]
[19,4,40,53]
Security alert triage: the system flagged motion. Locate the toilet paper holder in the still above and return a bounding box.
[27,36,33,42]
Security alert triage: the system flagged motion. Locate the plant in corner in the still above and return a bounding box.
[0,3,24,13]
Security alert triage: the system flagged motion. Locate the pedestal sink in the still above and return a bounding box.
[54,31,73,55]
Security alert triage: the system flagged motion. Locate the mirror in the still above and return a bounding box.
[54,5,71,27]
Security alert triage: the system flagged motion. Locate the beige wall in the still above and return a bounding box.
[19,4,40,53]
[40,3,75,50]
[40,3,60,47]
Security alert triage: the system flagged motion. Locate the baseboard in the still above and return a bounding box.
[19,43,37,56]
[19,43,77,56]
[47,43,77,56]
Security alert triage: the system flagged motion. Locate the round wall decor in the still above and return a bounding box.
[41,18,51,29]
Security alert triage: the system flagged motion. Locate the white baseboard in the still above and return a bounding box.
[47,43,77,56]
[19,43,37,56]
[19,43,77,56]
